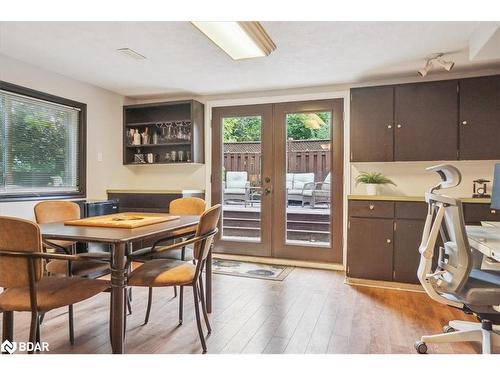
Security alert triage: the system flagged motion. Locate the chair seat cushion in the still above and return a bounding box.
[0,276,109,312]
[128,259,196,287]
[46,258,109,276]
[457,269,500,306]
[288,189,303,196]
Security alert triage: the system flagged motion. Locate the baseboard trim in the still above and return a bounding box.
[345,276,424,292]
[213,253,344,271]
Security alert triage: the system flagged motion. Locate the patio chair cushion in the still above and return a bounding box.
[224,188,246,195]
[288,189,304,196]
[226,171,248,189]
[303,190,313,197]
[292,173,315,190]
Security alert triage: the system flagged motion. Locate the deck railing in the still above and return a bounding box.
[223,139,330,183]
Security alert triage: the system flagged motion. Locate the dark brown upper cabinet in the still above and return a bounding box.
[394,80,458,161]
[350,86,394,162]
[459,75,500,160]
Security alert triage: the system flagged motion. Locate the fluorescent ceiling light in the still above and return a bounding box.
[191,22,276,60]
[117,48,146,60]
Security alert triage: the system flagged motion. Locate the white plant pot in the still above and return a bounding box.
[365,184,378,195]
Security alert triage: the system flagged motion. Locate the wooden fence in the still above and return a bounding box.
[223,140,331,184]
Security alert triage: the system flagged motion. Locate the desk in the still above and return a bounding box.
[39,214,203,354]
[466,225,500,262]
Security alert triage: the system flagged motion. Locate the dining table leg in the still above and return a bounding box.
[205,246,212,313]
[2,311,14,342]
[110,242,127,354]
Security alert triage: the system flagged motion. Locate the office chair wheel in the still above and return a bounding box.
[414,341,428,354]
[442,325,455,333]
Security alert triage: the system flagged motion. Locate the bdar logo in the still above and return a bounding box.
[1,339,16,354]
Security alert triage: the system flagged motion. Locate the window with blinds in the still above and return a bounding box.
[0,85,85,199]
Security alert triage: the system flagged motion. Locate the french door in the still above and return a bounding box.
[211,99,343,263]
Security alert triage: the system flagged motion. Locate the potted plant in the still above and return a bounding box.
[355,172,396,195]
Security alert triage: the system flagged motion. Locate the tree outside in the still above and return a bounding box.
[1,98,77,189]
[223,112,331,142]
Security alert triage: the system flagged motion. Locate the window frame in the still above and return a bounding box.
[0,81,87,202]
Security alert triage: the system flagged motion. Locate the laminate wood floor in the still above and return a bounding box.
[1,267,483,354]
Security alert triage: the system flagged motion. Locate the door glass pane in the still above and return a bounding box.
[285,112,331,246]
[222,116,262,242]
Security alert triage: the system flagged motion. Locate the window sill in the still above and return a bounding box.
[0,193,86,203]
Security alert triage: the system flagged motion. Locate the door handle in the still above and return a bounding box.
[264,188,272,195]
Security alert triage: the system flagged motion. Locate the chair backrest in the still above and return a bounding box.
[322,173,331,190]
[193,204,222,261]
[34,200,80,224]
[292,173,315,190]
[169,197,206,215]
[418,165,472,301]
[0,216,44,288]
[286,173,294,189]
[226,171,248,189]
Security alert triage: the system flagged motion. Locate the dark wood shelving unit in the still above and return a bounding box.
[123,100,204,165]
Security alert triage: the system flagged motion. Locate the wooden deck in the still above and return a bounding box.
[0,267,482,354]
[223,204,331,244]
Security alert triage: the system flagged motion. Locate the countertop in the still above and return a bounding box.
[347,195,491,204]
[107,189,205,194]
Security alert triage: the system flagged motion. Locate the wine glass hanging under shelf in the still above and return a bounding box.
[127,120,192,146]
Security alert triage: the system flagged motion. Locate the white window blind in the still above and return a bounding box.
[0,89,81,197]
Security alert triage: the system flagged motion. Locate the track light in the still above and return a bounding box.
[417,53,455,77]
[435,56,455,71]
[418,60,433,77]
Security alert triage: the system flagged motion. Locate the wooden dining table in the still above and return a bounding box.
[39,214,210,354]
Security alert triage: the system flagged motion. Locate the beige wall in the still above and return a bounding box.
[0,54,132,218]
[351,161,500,197]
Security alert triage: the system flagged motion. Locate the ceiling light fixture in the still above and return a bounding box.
[117,48,147,60]
[418,53,455,77]
[191,21,276,60]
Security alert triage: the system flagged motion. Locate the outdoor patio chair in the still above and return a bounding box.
[303,172,331,208]
[223,171,250,205]
[286,172,315,206]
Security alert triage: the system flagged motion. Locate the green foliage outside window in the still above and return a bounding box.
[223,112,331,142]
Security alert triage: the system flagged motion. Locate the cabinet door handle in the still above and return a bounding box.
[386,239,392,244]
[397,124,402,129]
[387,124,392,129]
[491,209,496,214]
[462,120,467,125]
[369,204,375,210]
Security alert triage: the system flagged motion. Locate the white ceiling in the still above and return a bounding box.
[0,21,498,98]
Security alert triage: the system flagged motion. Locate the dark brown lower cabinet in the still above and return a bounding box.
[347,200,497,284]
[347,217,394,281]
[393,219,425,284]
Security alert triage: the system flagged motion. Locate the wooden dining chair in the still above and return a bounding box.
[34,201,113,341]
[128,204,221,353]
[34,201,110,278]
[134,197,206,324]
[0,216,109,353]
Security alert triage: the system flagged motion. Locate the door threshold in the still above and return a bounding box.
[213,253,344,271]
